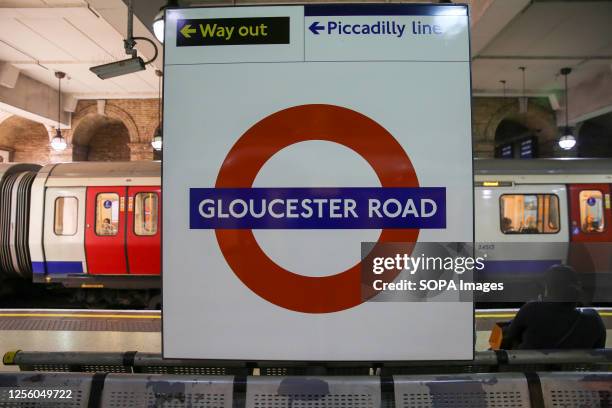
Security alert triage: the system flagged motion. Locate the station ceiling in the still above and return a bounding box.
[0,0,611,128]
[471,0,612,97]
[0,0,161,100]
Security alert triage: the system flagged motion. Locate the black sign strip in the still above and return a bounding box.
[177,17,290,47]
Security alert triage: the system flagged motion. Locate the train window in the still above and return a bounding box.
[54,197,78,236]
[579,190,605,233]
[95,193,119,236]
[500,194,560,234]
[134,192,158,236]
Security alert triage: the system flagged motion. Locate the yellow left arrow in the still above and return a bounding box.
[180,24,197,38]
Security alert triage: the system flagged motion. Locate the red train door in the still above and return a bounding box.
[568,184,612,242]
[568,184,612,277]
[126,186,161,275]
[85,186,128,275]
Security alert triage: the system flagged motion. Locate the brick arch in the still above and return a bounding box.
[0,111,12,127]
[484,100,558,143]
[0,115,50,164]
[72,102,140,144]
[70,113,131,162]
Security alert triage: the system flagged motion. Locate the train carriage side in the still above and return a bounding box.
[474,159,612,303]
[31,162,162,290]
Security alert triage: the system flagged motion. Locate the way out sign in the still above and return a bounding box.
[163,4,474,361]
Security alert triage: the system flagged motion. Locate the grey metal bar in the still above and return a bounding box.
[9,351,127,366]
[5,349,612,374]
[505,349,612,365]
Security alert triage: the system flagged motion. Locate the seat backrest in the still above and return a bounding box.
[100,373,234,408]
[245,376,381,408]
[394,372,532,408]
[539,372,612,408]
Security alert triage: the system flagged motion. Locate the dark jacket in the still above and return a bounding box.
[501,302,606,349]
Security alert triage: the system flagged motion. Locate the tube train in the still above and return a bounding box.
[1,159,611,306]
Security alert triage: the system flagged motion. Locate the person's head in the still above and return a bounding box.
[586,215,594,225]
[103,218,110,224]
[502,217,512,230]
[543,264,580,303]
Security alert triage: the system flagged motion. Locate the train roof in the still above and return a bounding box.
[0,163,42,181]
[475,159,612,175]
[474,159,612,183]
[42,161,160,187]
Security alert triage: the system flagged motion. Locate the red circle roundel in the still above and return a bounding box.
[215,104,419,313]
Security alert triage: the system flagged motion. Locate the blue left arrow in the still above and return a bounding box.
[309,21,325,35]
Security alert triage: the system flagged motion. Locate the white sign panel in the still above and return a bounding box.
[163,4,473,361]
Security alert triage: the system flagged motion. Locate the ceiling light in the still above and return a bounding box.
[559,131,576,151]
[152,69,163,151]
[557,67,576,151]
[153,10,164,43]
[152,1,178,43]
[51,128,67,151]
[51,71,67,152]
[152,128,163,151]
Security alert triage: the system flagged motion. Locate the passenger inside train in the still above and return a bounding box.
[500,265,606,350]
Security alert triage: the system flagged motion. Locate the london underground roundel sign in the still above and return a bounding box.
[164,2,473,362]
[215,104,420,313]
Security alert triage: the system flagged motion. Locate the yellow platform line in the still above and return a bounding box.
[475,313,516,319]
[0,311,610,320]
[0,313,160,319]
[476,312,612,319]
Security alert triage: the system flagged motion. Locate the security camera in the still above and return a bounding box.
[90,57,146,80]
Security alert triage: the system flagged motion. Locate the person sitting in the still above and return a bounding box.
[500,264,606,349]
[501,217,515,233]
[100,218,115,235]
[583,215,599,233]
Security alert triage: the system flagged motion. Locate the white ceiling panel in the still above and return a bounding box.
[0,18,76,61]
[0,1,47,7]
[40,0,86,6]
[19,18,93,61]
[63,9,127,60]
[0,41,33,61]
[106,67,156,93]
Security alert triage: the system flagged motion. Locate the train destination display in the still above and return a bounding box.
[163,4,473,361]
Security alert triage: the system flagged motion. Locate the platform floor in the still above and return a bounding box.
[1,308,611,372]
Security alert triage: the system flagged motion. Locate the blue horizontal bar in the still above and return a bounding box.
[304,4,468,17]
[38,261,84,275]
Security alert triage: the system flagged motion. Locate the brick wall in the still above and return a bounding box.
[0,96,562,163]
[0,116,50,164]
[70,99,160,162]
[471,97,559,158]
[86,121,131,162]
